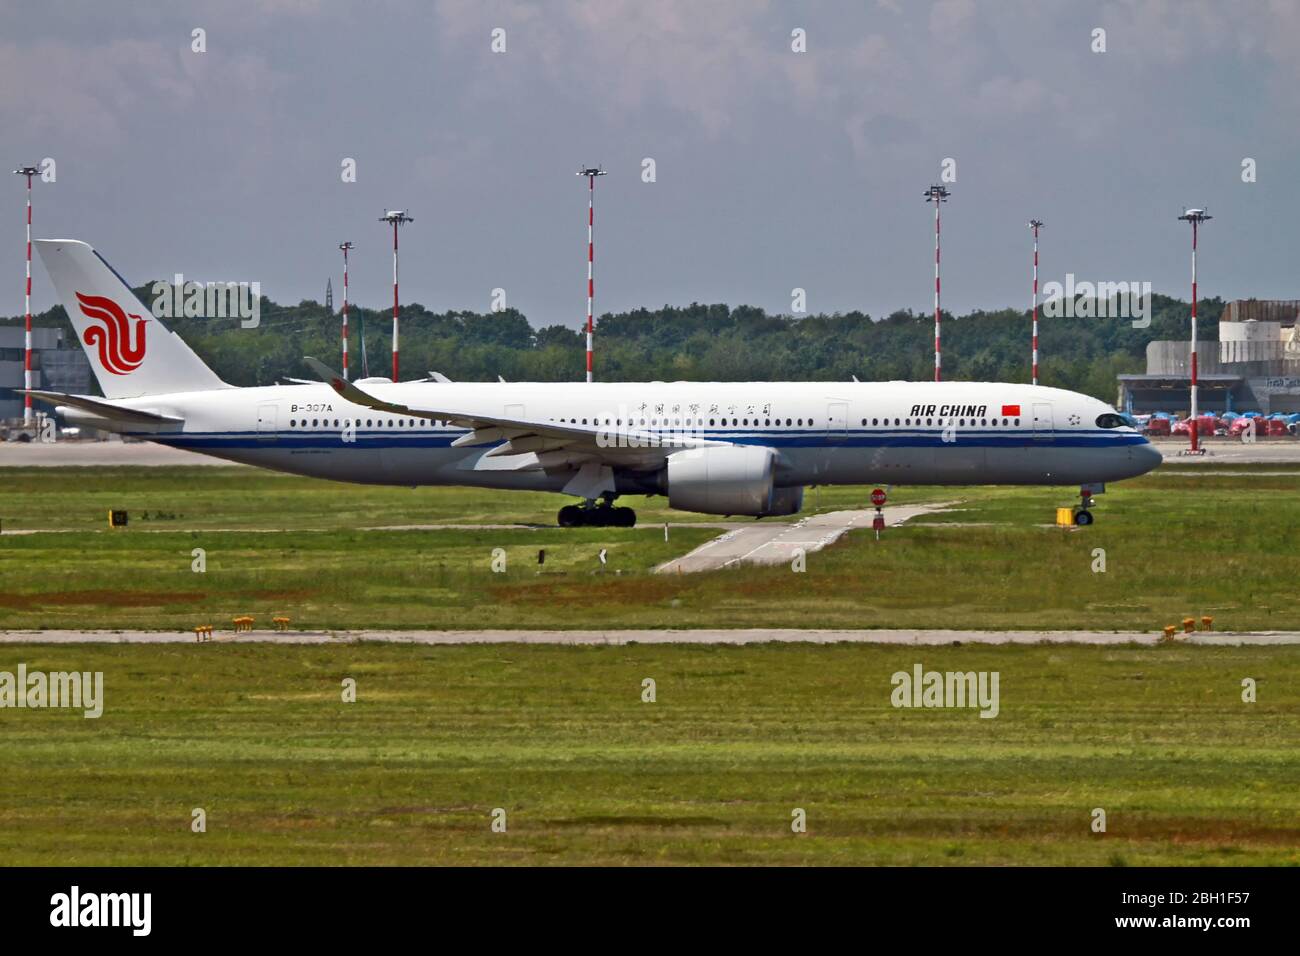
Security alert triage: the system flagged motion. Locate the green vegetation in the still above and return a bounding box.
[1,466,1295,866]
[0,642,1294,865]
[1,464,1298,632]
[4,289,1218,402]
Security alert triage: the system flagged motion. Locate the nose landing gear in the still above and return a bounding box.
[1073,484,1100,526]
[557,498,637,528]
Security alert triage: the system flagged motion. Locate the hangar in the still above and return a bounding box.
[0,325,92,422]
[1118,299,1300,414]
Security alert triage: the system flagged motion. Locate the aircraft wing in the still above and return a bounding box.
[24,389,185,427]
[302,357,726,470]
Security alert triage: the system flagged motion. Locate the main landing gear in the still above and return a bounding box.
[558,498,637,528]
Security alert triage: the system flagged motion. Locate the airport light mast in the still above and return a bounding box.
[577,166,606,382]
[923,184,950,382]
[13,165,39,425]
[1178,208,1211,453]
[379,210,413,382]
[338,241,353,381]
[1029,219,1043,386]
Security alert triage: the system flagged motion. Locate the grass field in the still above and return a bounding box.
[2,464,1299,631]
[2,465,1297,866]
[0,642,1294,866]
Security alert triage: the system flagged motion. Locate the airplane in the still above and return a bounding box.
[26,238,1161,527]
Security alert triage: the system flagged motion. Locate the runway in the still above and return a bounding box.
[2,628,1296,645]
[1149,438,1300,464]
[0,440,236,466]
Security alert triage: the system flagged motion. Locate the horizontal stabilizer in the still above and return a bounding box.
[25,389,184,426]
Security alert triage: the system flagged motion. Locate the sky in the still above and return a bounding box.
[3,0,1299,327]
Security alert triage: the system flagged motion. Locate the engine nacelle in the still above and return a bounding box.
[766,484,804,517]
[666,446,800,516]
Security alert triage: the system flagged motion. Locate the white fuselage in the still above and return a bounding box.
[91,379,1161,495]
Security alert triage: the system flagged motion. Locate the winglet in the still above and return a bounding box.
[303,356,408,414]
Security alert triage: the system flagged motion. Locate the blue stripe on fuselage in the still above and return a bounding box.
[139,428,1149,451]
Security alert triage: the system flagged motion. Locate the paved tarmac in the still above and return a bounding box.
[1149,438,1300,464]
[655,504,954,573]
[0,441,232,466]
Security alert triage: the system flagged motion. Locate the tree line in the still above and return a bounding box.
[4,286,1219,404]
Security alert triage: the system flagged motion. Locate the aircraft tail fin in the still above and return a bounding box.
[35,239,228,399]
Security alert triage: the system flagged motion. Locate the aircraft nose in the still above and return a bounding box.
[1131,440,1162,474]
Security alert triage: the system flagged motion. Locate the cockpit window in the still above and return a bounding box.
[1095,413,1128,429]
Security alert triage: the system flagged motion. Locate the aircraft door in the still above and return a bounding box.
[1031,402,1053,440]
[256,402,278,442]
[826,402,848,440]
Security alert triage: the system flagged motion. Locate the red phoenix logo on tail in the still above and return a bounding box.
[76,292,148,374]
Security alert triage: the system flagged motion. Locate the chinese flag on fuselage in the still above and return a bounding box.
[1001,404,1021,417]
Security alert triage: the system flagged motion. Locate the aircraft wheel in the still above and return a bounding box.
[558,505,584,527]
[1074,509,1094,526]
[614,507,636,528]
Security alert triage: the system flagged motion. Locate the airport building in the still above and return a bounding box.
[1117,300,1300,414]
[0,325,93,420]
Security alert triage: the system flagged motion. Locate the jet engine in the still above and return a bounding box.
[665,446,803,517]
[766,484,804,516]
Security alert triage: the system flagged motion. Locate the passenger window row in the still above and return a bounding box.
[287,418,446,428]
[545,416,1025,428]
[862,417,1021,427]
[552,417,821,427]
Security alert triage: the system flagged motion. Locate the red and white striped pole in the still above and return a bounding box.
[923,185,950,382]
[1179,209,1211,453]
[338,241,353,381]
[379,211,412,382]
[577,166,606,383]
[390,222,397,382]
[14,166,38,425]
[1029,219,1043,386]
